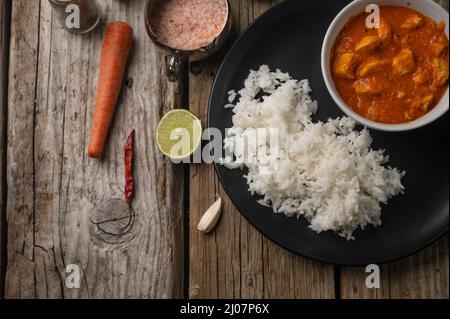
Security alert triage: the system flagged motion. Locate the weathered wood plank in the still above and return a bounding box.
[5,0,40,299]
[340,236,449,299]
[340,0,449,300]
[5,0,184,299]
[188,0,335,299]
[0,0,11,298]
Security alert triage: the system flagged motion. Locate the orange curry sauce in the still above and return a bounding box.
[331,6,449,124]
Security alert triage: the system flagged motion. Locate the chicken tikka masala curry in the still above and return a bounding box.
[331,6,449,124]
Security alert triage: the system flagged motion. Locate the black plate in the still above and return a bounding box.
[208,0,449,265]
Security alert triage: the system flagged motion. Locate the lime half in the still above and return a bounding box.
[156,109,202,159]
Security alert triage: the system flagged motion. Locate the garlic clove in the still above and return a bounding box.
[197,196,222,234]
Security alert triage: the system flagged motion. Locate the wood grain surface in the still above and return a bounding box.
[0,0,448,299]
[4,0,184,298]
[340,235,449,298]
[0,0,10,298]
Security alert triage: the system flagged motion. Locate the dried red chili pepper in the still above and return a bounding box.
[122,129,135,229]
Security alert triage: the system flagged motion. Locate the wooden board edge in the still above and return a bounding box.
[0,0,11,299]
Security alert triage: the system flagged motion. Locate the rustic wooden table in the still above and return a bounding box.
[0,0,448,299]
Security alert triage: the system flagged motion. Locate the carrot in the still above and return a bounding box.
[88,21,133,158]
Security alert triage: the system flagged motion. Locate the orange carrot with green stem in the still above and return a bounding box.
[88,21,133,158]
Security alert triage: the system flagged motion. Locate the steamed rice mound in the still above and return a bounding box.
[222,65,405,240]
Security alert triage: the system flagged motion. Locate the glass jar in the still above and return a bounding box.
[144,0,231,82]
[48,0,101,34]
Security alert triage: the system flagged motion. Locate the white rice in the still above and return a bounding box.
[227,90,237,103]
[221,65,405,240]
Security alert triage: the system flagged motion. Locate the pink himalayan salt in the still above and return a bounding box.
[150,0,228,51]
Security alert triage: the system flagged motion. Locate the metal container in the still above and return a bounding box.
[48,0,101,34]
[144,0,232,82]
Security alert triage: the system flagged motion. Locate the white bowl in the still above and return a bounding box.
[321,0,449,132]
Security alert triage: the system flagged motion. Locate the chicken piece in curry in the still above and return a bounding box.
[331,6,449,124]
[392,48,415,76]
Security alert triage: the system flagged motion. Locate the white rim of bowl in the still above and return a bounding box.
[321,0,449,132]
